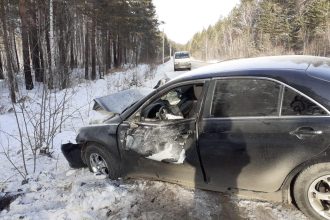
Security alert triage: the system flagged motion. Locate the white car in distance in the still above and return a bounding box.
[174,51,191,71]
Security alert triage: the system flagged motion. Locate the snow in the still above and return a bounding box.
[0,61,307,219]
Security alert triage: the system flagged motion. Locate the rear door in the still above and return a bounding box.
[198,77,330,192]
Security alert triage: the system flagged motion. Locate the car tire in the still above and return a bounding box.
[85,143,121,179]
[293,163,330,220]
[174,68,177,71]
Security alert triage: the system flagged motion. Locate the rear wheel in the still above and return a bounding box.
[294,163,330,220]
[85,143,121,179]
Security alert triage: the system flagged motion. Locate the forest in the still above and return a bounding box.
[0,0,163,103]
[186,0,330,60]
[1,0,329,103]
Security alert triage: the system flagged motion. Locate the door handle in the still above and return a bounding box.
[290,127,323,139]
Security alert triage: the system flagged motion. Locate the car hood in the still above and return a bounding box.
[93,87,154,114]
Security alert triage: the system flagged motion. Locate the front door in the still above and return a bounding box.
[119,82,207,186]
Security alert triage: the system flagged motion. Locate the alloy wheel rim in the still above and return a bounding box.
[308,175,330,219]
[89,153,109,176]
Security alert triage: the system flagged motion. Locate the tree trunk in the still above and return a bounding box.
[124,45,127,64]
[57,3,67,89]
[1,1,16,102]
[45,0,52,88]
[19,0,34,90]
[91,18,96,80]
[39,42,45,82]
[0,51,4,79]
[117,34,122,66]
[59,34,67,89]
[106,31,111,71]
[84,21,89,80]
[49,0,54,72]
[38,7,45,81]
[12,32,20,72]
[70,39,75,69]
[29,1,43,82]
[134,35,138,66]
[113,35,118,68]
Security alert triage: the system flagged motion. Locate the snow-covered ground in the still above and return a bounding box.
[0,61,307,219]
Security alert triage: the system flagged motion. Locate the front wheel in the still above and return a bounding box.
[85,143,121,179]
[294,163,330,220]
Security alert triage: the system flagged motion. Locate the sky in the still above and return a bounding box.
[153,0,241,44]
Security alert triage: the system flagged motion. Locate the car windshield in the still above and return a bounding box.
[175,52,190,59]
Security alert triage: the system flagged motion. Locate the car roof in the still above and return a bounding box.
[168,55,330,110]
[172,55,329,81]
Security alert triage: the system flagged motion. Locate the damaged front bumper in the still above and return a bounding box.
[61,143,87,169]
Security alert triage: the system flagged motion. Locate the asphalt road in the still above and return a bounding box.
[165,60,211,80]
[191,60,211,69]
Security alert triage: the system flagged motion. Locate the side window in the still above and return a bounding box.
[141,84,204,121]
[281,87,327,116]
[211,79,280,117]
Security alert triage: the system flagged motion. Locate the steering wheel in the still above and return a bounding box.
[157,106,169,120]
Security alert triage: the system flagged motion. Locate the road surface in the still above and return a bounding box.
[164,59,211,80]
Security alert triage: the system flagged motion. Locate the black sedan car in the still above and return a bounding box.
[62,55,330,220]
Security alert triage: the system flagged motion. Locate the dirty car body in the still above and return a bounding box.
[62,55,330,219]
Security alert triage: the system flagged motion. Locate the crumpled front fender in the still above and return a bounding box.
[61,143,87,169]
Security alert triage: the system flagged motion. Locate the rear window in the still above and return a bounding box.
[175,52,190,59]
[281,87,327,116]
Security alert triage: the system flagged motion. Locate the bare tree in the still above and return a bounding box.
[84,20,89,80]
[45,0,53,88]
[91,16,96,80]
[1,0,16,103]
[11,31,20,72]
[19,0,34,90]
[28,0,43,82]
[0,50,4,80]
